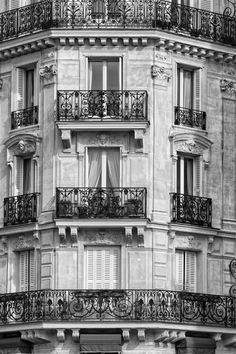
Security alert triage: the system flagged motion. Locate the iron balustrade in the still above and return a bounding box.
[57,90,148,121]
[11,106,39,129]
[0,289,235,327]
[4,193,40,226]
[175,106,206,130]
[170,193,212,227]
[0,1,236,45]
[56,187,147,218]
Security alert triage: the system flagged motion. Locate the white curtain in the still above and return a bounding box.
[107,149,120,187]
[88,149,102,187]
[23,158,31,194]
[185,158,193,195]
[183,70,192,109]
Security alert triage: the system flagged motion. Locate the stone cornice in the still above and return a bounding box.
[0,29,236,62]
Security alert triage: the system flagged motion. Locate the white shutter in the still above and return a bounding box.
[185,251,197,292]
[9,0,20,10]
[86,247,120,289]
[194,156,201,196]
[193,69,201,111]
[200,0,212,11]
[15,157,23,195]
[29,250,35,290]
[19,250,35,291]
[16,68,25,110]
[175,250,184,291]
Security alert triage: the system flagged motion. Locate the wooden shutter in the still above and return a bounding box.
[86,247,120,289]
[194,156,201,196]
[16,68,25,110]
[9,0,20,10]
[193,69,201,111]
[185,251,197,292]
[15,156,23,195]
[19,250,35,291]
[175,250,184,291]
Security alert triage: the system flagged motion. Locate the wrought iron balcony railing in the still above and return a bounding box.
[0,289,235,327]
[57,90,148,122]
[0,0,236,45]
[170,193,212,227]
[11,106,39,129]
[174,106,206,130]
[56,187,146,218]
[4,193,40,226]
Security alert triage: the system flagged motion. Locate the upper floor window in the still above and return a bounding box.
[177,153,200,195]
[88,147,120,188]
[177,66,201,111]
[175,249,197,292]
[91,0,105,16]
[86,246,120,289]
[19,249,35,291]
[16,66,36,111]
[88,58,121,90]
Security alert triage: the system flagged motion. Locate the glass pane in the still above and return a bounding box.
[107,61,119,90]
[90,61,103,90]
[25,69,34,108]
[23,158,31,194]
[183,69,193,109]
[184,157,193,195]
[106,148,120,187]
[177,156,181,193]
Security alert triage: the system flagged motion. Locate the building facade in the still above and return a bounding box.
[0,0,236,353]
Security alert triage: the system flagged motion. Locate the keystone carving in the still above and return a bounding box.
[220,79,236,98]
[151,65,172,82]
[39,64,57,80]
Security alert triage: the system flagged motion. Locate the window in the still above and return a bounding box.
[88,58,121,90]
[16,66,36,111]
[19,250,35,291]
[91,0,105,17]
[175,250,197,292]
[177,153,200,195]
[87,148,120,188]
[86,246,120,289]
[15,156,37,195]
[177,66,200,110]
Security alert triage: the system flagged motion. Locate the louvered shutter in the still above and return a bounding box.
[194,156,201,196]
[193,69,201,111]
[15,157,23,195]
[19,251,28,291]
[185,251,197,292]
[9,0,20,10]
[86,247,120,289]
[200,0,212,11]
[16,68,25,110]
[29,250,35,290]
[175,250,184,291]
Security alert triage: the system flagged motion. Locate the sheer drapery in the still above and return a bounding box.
[25,69,34,108]
[23,158,31,194]
[107,149,120,187]
[184,158,193,195]
[183,70,192,109]
[88,149,102,187]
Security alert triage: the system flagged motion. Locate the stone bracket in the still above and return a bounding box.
[155,330,185,343]
[72,329,80,342]
[61,129,71,150]
[57,329,65,342]
[122,328,130,342]
[21,330,51,344]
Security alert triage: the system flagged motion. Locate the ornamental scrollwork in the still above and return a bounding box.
[220,79,236,98]
[39,64,57,80]
[12,139,36,156]
[151,65,172,82]
[14,236,34,250]
[175,139,203,155]
[88,133,122,146]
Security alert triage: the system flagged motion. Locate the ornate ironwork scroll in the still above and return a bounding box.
[57,90,148,121]
[56,187,147,218]
[4,193,40,226]
[0,0,236,45]
[11,106,39,129]
[174,106,206,130]
[229,259,236,297]
[170,193,212,227]
[0,289,235,327]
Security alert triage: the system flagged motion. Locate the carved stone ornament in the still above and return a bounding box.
[88,133,121,146]
[39,64,57,80]
[175,139,204,155]
[151,65,172,82]
[174,235,202,250]
[83,230,122,245]
[220,79,236,98]
[12,139,36,156]
[15,236,34,250]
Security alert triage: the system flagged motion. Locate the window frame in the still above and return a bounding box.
[175,249,197,292]
[18,249,35,292]
[176,153,200,195]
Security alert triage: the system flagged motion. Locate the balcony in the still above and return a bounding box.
[11,106,39,130]
[57,90,148,122]
[0,0,236,46]
[0,289,235,327]
[174,106,206,130]
[4,193,40,226]
[56,187,147,219]
[170,193,212,227]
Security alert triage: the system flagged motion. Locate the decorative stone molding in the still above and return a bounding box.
[137,227,144,247]
[122,329,130,342]
[83,230,122,245]
[71,227,78,247]
[5,133,41,161]
[207,236,214,254]
[57,329,65,342]
[168,230,176,249]
[58,226,66,247]
[13,139,36,156]
[175,139,204,155]
[61,130,71,150]
[14,236,35,250]
[174,235,202,250]
[220,79,236,99]
[88,133,122,146]
[151,65,172,82]
[125,227,133,247]
[137,329,145,342]
[39,64,57,80]
[72,329,80,343]
[21,330,50,343]
[0,237,8,255]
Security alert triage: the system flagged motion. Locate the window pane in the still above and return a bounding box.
[25,69,34,107]
[183,70,193,108]
[23,158,31,194]
[89,61,103,90]
[184,157,193,195]
[107,61,119,90]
